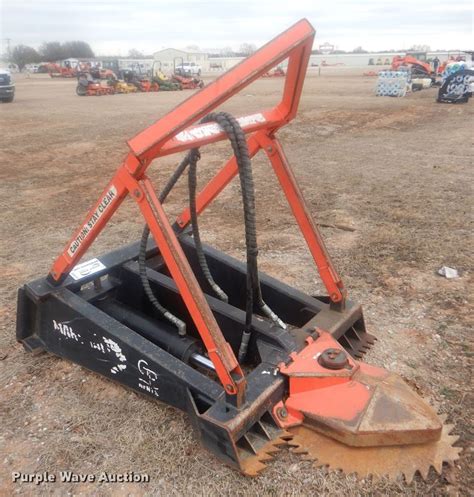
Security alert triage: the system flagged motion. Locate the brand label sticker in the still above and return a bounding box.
[70,258,106,280]
[175,113,266,143]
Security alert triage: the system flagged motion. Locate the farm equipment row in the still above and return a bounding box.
[76,70,204,96]
[47,61,116,79]
[18,20,460,483]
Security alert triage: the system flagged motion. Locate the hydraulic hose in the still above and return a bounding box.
[189,112,285,362]
[188,148,229,303]
[138,154,192,336]
[139,112,285,360]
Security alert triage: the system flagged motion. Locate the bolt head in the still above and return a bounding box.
[318,347,349,370]
[277,406,288,419]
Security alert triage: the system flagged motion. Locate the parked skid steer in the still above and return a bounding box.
[16,19,460,482]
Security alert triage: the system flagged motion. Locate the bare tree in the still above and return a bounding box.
[128,48,145,58]
[39,42,64,62]
[39,41,94,62]
[10,45,40,71]
[410,44,431,52]
[221,46,234,56]
[62,41,94,58]
[239,43,257,56]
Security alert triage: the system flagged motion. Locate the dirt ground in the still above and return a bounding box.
[0,69,472,497]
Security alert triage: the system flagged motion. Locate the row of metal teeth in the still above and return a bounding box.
[241,414,461,483]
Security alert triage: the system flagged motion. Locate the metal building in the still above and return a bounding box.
[153,48,209,72]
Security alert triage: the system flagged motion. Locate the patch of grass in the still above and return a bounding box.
[439,387,456,399]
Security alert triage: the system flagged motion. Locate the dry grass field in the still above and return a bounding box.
[1,68,472,496]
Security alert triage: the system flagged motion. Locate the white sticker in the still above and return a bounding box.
[175,113,266,143]
[70,258,106,281]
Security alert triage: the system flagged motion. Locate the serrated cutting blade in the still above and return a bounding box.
[288,417,461,483]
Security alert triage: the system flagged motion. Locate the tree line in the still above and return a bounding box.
[7,41,94,71]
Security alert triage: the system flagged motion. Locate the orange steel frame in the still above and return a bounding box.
[49,19,346,405]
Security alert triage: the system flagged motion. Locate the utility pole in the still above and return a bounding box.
[2,38,12,60]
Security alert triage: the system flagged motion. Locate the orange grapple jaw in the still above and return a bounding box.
[273,331,442,447]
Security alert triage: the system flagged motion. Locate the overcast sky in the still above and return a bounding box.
[1,0,472,55]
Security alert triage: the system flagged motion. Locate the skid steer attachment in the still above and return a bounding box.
[17,19,460,481]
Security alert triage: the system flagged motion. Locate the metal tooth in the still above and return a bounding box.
[240,431,292,477]
[287,419,461,483]
[339,333,376,359]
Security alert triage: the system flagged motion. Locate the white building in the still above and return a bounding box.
[98,58,153,74]
[153,48,208,72]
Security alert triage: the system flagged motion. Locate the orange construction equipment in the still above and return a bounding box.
[107,79,138,94]
[48,62,77,78]
[122,69,160,92]
[17,19,460,482]
[391,55,433,77]
[136,78,160,92]
[89,66,117,80]
[76,73,115,96]
[172,73,205,89]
